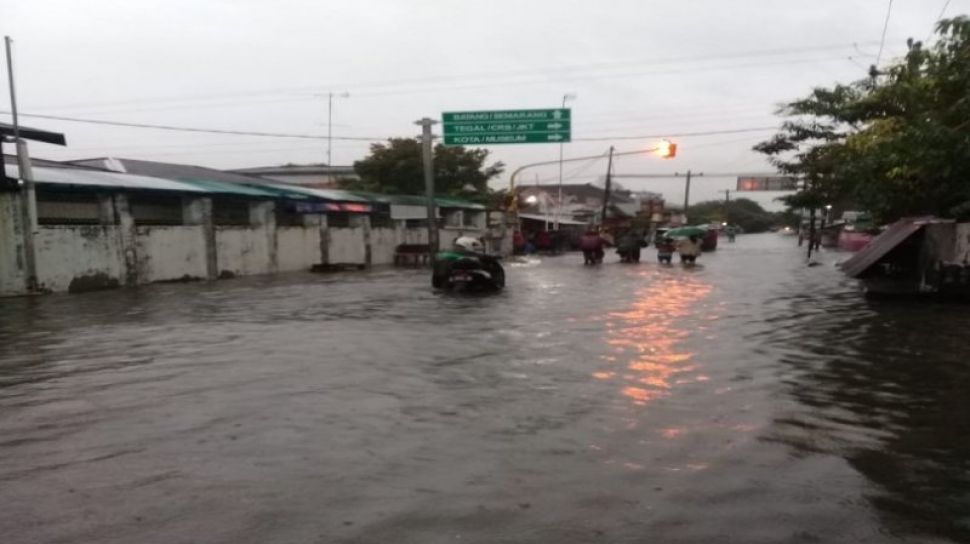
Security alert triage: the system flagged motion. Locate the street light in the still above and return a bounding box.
[555,92,576,231]
[327,91,350,184]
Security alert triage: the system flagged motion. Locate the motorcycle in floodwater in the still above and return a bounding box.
[432,236,505,292]
[583,248,604,265]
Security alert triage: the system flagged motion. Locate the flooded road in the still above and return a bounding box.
[2,234,970,544]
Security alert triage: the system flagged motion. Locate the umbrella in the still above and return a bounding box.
[665,226,708,238]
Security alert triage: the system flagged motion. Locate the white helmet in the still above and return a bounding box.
[454,236,485,254]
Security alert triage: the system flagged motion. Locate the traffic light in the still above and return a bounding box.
[657,139,677,159]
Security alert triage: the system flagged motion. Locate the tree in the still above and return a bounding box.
[687,198,784,233]
[755,17,970,223]
[341,138,504,202]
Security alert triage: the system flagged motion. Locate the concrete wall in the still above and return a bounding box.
[0,193,26,296]
[215,227,271,277]
[1,188,499,295]
[34,226,125,293]
[955,224,970,263]
[135,226,208,282]
[370,227,400,265]
[328,226,366,265]
[277,226,321,271]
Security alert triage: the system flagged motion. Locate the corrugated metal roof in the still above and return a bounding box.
[5,163,207,193]
[350,191,485,210]
[519,213,587,226]
[277,185,373,203]
[840,217,949,278]
[173,178,283,199]
[69,158,270,186]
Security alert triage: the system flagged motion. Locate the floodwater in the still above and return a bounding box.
[2,234,970,544]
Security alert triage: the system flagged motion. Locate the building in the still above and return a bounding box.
[1,154,499,296]
[228,164,358,188]
[515,183,664,225]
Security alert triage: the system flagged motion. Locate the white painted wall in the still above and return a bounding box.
[370,227,400,265]
[34,226,125,292]
[277,227,321,271]
[0,193,25,295]
[136,226,207,282]
[328,226,366,264]
[954,224,970,263]
[216,227,270,276]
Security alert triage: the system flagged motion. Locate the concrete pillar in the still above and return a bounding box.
[318,214,330,266]
[114,194,139,286]
[249,200,277,273]
[184,197,217,280]
[97,194,116,225]
[360,214,372,267]
[0,191,27,295]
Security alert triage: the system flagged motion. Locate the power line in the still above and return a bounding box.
[573,126,779,142]
[0,111,389,141]
[31,42,880,112]
[876,0,895,67]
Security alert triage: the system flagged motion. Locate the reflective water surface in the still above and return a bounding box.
[2,234,969,543]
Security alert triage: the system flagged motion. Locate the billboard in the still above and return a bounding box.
[736,176,799,191]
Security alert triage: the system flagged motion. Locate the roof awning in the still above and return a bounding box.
[840,217,950,278]
[519,213,588,226]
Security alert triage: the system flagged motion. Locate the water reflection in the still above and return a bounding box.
[596,275,712,406]
[761,290,970,543]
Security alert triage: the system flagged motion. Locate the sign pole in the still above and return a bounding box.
[600,146,615,226]
[5,36,38,291]
[415,117,439,256]
[683,169,692,218]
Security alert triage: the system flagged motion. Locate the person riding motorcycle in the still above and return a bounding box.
[580,229,606,265]
[432,236,505,290]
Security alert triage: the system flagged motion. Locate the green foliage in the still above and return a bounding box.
[342,138,504,203]
[755,17,970,223]
[688,198,785,233]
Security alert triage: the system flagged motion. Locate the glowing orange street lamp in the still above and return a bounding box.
[657,139,677,159]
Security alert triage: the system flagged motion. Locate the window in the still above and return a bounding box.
[370,213,394,229]
[130,194,183,226]
[36,190,100,225]
[212,197,251,226]
[275,205,306,227]
[327,212,351,228]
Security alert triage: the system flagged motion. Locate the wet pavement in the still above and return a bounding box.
[2,234,970,544]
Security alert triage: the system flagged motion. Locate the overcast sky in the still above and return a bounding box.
[2,0,966,208]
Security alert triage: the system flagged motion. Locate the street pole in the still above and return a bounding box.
[327,91,349,185]
[600,146,615,226]
[415,117,439,256]
[683,169,692,218]
[555,93,575,231]
[5,36,37,291]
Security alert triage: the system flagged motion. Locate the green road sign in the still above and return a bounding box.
[442,108,571,146]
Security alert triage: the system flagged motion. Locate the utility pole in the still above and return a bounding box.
[555,93,575,230]
[683,170,692,215]
[327,91,349,185]
[415,117,439,256]
[5,36,37,291]
[720,189,731,203]
[675,170,702,222]
[600,146,615,226]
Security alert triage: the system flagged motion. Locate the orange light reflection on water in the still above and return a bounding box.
[597,277,712,406]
